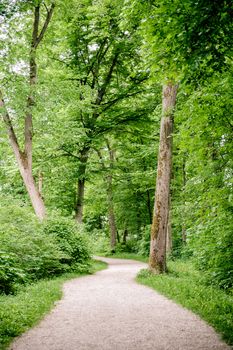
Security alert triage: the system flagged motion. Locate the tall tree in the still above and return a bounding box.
[149,83,178,272]
[51,0,151,223]
[0,1,55,220]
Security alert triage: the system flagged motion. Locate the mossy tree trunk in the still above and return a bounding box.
[149,82,178,273]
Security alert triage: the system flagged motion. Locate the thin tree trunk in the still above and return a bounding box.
[75,147,89,224]
[96,142,118,249]
[181,157,187,243]
[149,82,178,273]
[146,189,152,224]
[107,174,117,251]
[106,141,117,251]
[75,178,85,224]
[123,228,128,244]
[38,170,43,197]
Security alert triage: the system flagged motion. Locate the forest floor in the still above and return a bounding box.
[9,257,231,350]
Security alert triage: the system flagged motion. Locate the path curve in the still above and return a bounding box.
[10,257,231,350]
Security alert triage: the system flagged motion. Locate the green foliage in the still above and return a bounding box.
[172,71,233,290]
[137,225,151,256]
[42,216,91,270]
[137,260,233,345]
[1,0,232,299]
[91,229,112,255]
[190,212,233,290]
[0,205,91,293]
[0,252,25,294]
[0,205,68,293]
[103,252,148,263]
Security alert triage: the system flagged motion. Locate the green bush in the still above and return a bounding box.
[137,225,151,256]
[42,216,91,271]
[189,211,233,291]
[0,252,25,294]
[116,239,138,253]
[92,229,111,254]
[0,207,74,294]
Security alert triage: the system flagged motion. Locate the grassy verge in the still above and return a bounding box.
[97,252,148,263]
[0,260,107,350]
[137,260,233,346]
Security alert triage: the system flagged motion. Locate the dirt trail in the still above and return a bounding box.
[10,257,231,350]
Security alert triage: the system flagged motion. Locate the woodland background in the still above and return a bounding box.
[0,0,232,296]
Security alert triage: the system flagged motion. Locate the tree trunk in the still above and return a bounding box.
[123,228,128,244]
[181,157,187,243]
[38,170,43,197]
[107,174,117,251]
[75,178,85,224]
[106,141,117,251]
[75,147,89,224]
[149,82,178,273]
[20,165,46,220]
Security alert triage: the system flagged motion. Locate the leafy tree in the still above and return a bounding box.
[45,0,153,223]
[0,1,55,219]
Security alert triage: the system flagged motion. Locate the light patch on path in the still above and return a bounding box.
[10,257,231,350]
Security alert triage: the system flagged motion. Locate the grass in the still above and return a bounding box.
[137,259,233,346]
[97,252,148,263]
[0,260,107,350]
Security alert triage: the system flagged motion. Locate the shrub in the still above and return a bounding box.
[137,225,151,256]
[0,252,25,294]
[189,211,233,290]
[0,206,69,294]
[42,216,91,271]
[92,229,111,254]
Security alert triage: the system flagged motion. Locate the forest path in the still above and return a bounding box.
[10,257,230,350]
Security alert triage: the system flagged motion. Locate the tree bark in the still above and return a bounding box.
[20,163,46,220]
[181,157,187,243]
[75,178,85,224]
[75,147,89,224]
[106,141,118,251]
[149,82,178,273]
[107,173,117,250]
[38,170,43,197]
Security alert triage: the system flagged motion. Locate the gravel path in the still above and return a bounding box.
[10,257,231,350]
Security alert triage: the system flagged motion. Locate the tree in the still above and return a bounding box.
[0,1,55,220]
[149,83,178,272]
[49,0,151,223]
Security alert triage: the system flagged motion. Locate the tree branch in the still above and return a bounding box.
[24,3,55,169]
[95,51,119,106]
[32,6,40,47]
[102,90,144,112]
[0,90,23,160]
[35,3,55,49]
